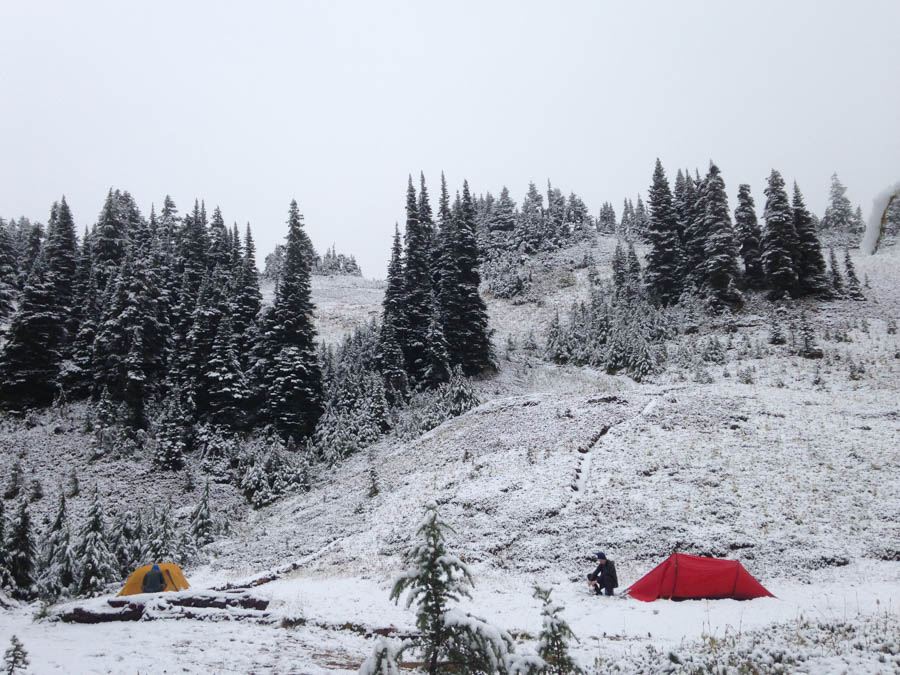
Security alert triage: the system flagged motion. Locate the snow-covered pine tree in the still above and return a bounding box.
[399,177,433,383]
[598,201,617,235]
[626,241,641,292]
[207,315,251,429]
[843,249,864,300]
[377,318,409,403]
[488,185,517,251]
[190,481,215,548]
[443,181,492,376]
[37,492,77,599]
[733,183,765,288]
[233,224,262,366]
[700,163,741,308]
[546,182,567,245]
[761,170,799,299]
[797,310,823,359]
[76,488,118,596]
[0,501,11,591]
[828,247,845,296]
[6,501,35,598]
[421,300,451,388]
[154,388,190,470]
[820,173,856,240]
[518,182,545,253]
[3,635,29,675]
[768,310,787,345]
[0,221,16,323]
[633,195,650,240]
[92,189,133,294]
[533,585,583,675]
[141,503,178,562]
[256,200,323,439]
[388,501,514,674]
[0,251,66,408]
[45,197,79,343]
[109,510,142,578]
[792,183,829,297]
[611,241,627,293]
[645,159,683,305]
[3,460,22,500]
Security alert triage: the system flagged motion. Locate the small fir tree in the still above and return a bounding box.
[385,501,514,674]
[825,248,844,297]
[761,170,799,298]
[6,501,35,598]
[3,635,29,675]
[533,585,583,675]
[190,481,215,547]
[75,488,118,596]
[733,184,764,288]
[843,249,864,300]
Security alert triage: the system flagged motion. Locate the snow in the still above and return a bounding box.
[2,237,899,672]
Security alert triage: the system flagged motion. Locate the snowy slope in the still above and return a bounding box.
[2,238,899,673]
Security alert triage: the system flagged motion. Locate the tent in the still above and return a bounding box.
[118,563,190,596]
[625,553,774,602]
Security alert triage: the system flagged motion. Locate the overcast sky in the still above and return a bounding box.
[2,1,898,278]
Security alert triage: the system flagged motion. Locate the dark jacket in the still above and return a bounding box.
[588,559,618,589]
[142,566,166,593]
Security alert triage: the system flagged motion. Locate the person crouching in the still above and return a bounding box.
[587,551,618,596]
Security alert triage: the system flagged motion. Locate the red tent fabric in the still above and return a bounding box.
[625,553,774,602]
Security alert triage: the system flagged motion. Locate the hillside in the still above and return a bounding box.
[1,236,899,673]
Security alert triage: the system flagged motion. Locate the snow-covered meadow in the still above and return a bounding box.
[2,237,899,673]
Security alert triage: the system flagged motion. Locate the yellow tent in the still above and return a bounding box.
[118,563,190,596]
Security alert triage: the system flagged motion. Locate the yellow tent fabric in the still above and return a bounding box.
[118,563,190,596]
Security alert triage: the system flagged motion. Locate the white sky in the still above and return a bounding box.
[1,0,898,278]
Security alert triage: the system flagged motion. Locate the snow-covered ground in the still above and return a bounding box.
[2,238,899,673]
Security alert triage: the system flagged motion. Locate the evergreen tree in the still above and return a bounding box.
[645,159,683,304]
[233,224,262,364]
[190,481,215,547]
[761,170,798,298]
[377,317,408,401]
[6,501,34,598]
[489,186,517,241]
[388,502,514,674]
[154,390,190,470]
[733,184,764,288]
[633,196,650,240]
[546,182,567,244]
[598,202,617,235]
[0,220,18,323]
[792,183,829,296]
[0,501,11,591]
[256,200,323,439]
[442,181,492,375]
[533,585,583,675]
[37,492,76,599]
[0,252,66,407]
[3,636,29,675]
[701,164,741,308]
[820,173,855,237]
[76,488,118,596]
[828,247,845,296]
[109,510,142,578]
[206,315,250,429]
[381,224,407,354]
[626,241,641,290]
[45,197,79,339]
[611,241,627,292]
[20,222,44,289]
[843,249,864,300]
[421,299,451,388]
[400,176,432,383]
[518,182,545,252]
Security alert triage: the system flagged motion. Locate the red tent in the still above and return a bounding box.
[625,553,775,602]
